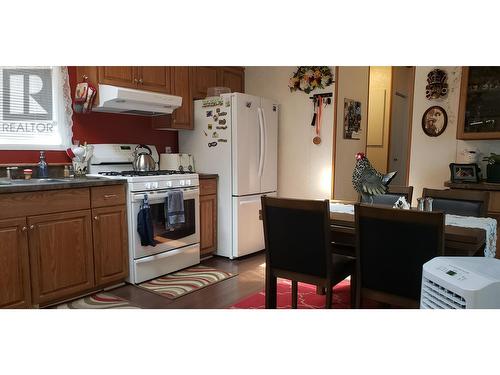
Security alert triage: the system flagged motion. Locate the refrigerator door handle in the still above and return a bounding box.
[257,107,265,177]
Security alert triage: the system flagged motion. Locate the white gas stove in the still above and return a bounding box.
[88,144,200,284]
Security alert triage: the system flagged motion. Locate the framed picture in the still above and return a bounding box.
[422,106,448,137]
[449,163,480,183]
[343,98,362,140]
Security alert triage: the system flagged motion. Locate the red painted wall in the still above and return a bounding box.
[0,66,178,164]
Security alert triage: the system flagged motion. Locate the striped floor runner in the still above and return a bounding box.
[54,292,139,309]
[138,265,237,299]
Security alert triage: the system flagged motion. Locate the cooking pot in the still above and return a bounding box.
[133,144,156,171]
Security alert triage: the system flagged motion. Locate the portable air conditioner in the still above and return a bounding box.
[420,257,500,309]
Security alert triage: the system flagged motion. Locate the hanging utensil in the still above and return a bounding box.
[313,96,323,145]
[311,97,317,126]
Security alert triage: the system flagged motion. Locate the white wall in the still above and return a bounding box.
[408,67,462,204]
[245,67,335,199]
[333,66,370,200]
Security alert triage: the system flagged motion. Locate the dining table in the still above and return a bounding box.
[329,200,487,257]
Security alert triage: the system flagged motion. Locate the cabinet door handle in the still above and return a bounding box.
[29,225,35,230]
[21,226,27,232]
[134,78,139,83]
[94,216,99,221]
[104,194,117,199]
[138,78,143,84]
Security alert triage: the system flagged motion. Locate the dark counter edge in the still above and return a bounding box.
[198,173,219,179]
[0,177,126,194]
[444,180,500,191]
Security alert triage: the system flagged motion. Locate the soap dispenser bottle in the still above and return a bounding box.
[38,151,48,178]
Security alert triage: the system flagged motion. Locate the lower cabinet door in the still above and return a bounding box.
[92,205,129,285]
[28,210,94,305]
[0,217,31,308]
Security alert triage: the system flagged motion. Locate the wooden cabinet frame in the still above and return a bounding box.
[457,66,500,140]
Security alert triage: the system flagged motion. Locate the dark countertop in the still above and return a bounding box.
[444,180,500,191]
[198,173,218,179]
[0,177,126,194]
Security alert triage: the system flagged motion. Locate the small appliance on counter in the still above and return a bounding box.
[160,153,195,172]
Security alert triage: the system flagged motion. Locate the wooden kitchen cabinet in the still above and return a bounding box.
[191,66,245,100]
[218,67,245,94]
[191,67,219,100]
[171,66,193,129]
[28,210,95,306]
[0,217,31,308]
[136,66,171,94]
[0,184,129,308]
[98,66,137,89]
[199,177,218,256]
[84,66,171,94]
[92,205,129,285]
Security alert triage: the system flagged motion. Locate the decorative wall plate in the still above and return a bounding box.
[422,106,448,137]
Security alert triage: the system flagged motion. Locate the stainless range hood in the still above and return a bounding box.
[92,84,182,116]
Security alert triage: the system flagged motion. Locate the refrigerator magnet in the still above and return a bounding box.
[212,131,219,138]
[216,125,227,130]
[216,108,220,113]
[225,100,230,107]
[206,110,213,117]
[203,130,208,136]
[208,124,213,130]
[218,139,227,143]
[219,111,227,116]
[218,119,226,125]
[208,142,217,147]
[213,114,219,121]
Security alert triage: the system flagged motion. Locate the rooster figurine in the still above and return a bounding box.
[352,152,397,203]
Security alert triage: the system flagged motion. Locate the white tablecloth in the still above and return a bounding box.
[329,203,497,257]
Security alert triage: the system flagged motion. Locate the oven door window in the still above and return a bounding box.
[149,198,196,242]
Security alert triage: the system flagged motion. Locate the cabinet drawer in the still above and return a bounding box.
[91,185,126,208]
[0,188,90,220]
[200,178,217,196]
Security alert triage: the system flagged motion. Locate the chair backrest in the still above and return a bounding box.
[261,196,332,279]
[360,185,414,206]
[355,204,444,301]
[422,188,489,217]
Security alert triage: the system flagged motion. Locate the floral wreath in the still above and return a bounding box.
[288,66,334,94]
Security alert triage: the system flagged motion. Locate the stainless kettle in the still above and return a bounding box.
[132,145,156,171]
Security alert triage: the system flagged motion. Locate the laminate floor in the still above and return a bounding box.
[109,252,266,309]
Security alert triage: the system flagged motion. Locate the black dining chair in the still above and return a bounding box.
[360,185,414,207]
[354,203,445,308]
[261,196,356,309]
[422,188,489,217]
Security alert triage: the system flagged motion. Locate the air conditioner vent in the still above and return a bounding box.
[421,277,466,309]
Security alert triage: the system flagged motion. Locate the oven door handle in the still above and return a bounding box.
[132,188,199,202]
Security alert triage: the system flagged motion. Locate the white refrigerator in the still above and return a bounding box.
[179,93,278,259]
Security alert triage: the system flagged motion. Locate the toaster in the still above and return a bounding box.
[159,153,195,172]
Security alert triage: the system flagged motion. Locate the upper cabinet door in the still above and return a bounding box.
[137,67,171,94]
[171,66,193,129]
[98,66,137,89]
[191,67,219,99]
[219,67,245,93]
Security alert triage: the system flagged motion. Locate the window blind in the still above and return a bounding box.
[0,66,71,149]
